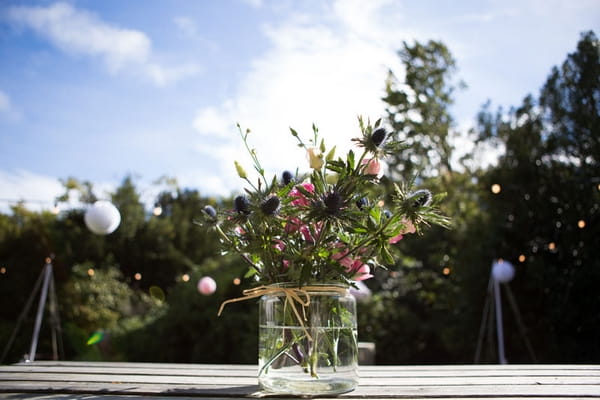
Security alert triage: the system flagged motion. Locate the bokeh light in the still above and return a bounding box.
[518,254,526,263]
[442,267,451,276]
[182,274,190,282]
[233,278,241,285]
[548,242,556,251]
[87,268,95,277]
[578,219,586,229]
[152,204,163,216]
[134,273,142,281]
[0,267,6,274]
[491,184,501,194]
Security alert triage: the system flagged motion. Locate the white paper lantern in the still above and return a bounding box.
[492,259,515,283]
[84,201,121,235]
[197,276,217,295]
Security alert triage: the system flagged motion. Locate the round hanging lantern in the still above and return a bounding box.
[492,259,515,283]
[84,201,121,235]
[197,276,217,295]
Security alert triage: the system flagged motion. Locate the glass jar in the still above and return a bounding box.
[258,283,358,395]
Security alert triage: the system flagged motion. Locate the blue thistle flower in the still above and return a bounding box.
[234,195,250,214]
[282,170,293,185]
[261,196,280,215]
[323,191,344,216]
[409,189,432,207]
[371,128,387,147]
[203,205,217,218]
[356,196,369,210]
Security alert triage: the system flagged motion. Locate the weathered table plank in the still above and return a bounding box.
[0,362,599,399]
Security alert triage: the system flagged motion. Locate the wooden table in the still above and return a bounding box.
[0,361,599,399]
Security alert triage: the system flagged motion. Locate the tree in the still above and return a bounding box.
[474,30,600,362]
[383,40,464,181]
[540,31,600,168]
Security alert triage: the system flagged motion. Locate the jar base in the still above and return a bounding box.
[259,376,358,395]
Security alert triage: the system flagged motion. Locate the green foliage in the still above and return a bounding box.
[114,256,258,363]
[1,31,598,366]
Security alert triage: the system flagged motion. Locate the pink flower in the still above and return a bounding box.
[289,183,314,206]
[331,243,353,267]
[273,239,285,251]
[350,262,373,281]
[299,224,315,242]
[388,218,416,244]
[389,234,403,244]
[401,218,416,234]
[361,158,382,177]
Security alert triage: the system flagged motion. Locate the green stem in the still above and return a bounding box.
[214,224,262,273]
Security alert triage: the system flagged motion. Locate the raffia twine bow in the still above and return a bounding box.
[218,285,348,341]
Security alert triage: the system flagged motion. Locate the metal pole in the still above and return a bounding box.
[493,278,507,364]
[0,265,46,364]
[474,276,493,363]
[28,263,52,362]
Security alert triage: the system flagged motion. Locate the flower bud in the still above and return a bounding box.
[356,197,368,210]
[234,195,250,214]
[371,128,387,147]
[261,196,280,215]
[307,147,324,169]
[203,205,217,218]
[282,170,293,185]
[234,161,247,179]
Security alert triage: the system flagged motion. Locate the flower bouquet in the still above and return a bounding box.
[199,117,449,395]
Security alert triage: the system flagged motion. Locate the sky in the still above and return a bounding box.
[0,0,598,212]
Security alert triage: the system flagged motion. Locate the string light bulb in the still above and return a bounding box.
[578,220,586,229]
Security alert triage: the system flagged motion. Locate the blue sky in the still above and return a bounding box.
[0,0,598,211]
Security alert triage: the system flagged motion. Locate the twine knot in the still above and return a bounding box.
[218,285,348,341]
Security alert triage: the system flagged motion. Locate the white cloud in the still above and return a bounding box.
[191,0,406,194]
[0,170,64,213]
[8,2,198,86]
[0,169,126,214]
